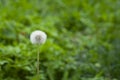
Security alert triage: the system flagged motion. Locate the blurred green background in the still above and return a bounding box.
[0,0,120,80]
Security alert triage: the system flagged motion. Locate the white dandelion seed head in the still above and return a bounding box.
[30,30,47,44]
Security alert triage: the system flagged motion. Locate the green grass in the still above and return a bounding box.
[0,0,120,80]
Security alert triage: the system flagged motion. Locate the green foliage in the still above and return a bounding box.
[0,0,119,80]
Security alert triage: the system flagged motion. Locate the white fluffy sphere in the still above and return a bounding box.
[30,30,47,44]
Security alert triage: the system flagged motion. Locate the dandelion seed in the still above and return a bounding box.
[30,30,47,44]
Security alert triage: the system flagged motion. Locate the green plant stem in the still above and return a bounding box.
[37,48,40,80]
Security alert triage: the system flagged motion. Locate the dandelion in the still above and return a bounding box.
[30,30,47,44]
[30,30,47,80]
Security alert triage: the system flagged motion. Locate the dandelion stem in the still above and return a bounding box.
[37,47,40,80]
